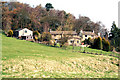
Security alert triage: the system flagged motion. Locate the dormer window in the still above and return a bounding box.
[85,35,87,37]
[25,30,27,33]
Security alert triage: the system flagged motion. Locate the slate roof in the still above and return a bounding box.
[15,28,32,31]
[50,31,77,35]
[82,31,96,36]
[68,37,81,39]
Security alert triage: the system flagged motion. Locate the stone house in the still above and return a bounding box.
[50,30,81,46]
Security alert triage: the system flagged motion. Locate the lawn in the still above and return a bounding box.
[67,46,119,57]
[2,33,118,78]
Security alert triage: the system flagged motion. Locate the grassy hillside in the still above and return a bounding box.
[2,34,118,78]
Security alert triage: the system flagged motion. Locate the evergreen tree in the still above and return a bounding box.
[109,21,120,48]
[94,37,102,50]
[102,37,110,51]
[45,3,54,11]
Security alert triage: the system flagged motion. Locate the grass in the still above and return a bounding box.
[2,33,118,78]
[67,46,119,57]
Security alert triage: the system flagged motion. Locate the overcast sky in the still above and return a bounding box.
[2,0,119,30]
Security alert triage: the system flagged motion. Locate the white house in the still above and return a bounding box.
[14,28,33,40]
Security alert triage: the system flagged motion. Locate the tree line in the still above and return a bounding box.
[2,2,120,52]
[2,2,107,35]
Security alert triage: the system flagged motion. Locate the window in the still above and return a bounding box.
[25,30,27,33]
[77,41,79,43]
[85,35,87,37]
[54,34,56,37]
[70,40,74,43]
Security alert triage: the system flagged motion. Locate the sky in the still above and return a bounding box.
[2,0,120,31]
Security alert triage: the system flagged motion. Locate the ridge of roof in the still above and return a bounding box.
[15,28,32,31]
[50,31,77,35]
[82,31,97,35]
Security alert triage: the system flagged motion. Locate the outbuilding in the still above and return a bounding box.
[14,28,33,40]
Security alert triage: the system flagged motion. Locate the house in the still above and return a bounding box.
[14,28,33,40]
[79,30,99,41]
[50,30,81,46]
[67,37,81,46]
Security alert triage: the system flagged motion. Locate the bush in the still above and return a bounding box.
[34,36,38,41]
[87,37,95,46]
[41,41,49,45]
[59,35,68,47]
[62,42,69,49]
[87,37,91,45]
[97,37,103,50]
[93,37,102,50]
[83,39,88,44]
[56,43,60,48]
[110,46,114,51]
[33,31,40,41]
[105,40,110,51]
[102,37,110,51]
[49,40,55,46]
[116,47,120,52]
[7,30,13,37]
[41,32,51,41]
[33,31,39,36]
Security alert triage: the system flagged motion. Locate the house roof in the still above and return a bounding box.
[68,37,81,40]
[50,31,77,35]
[82,31,96,36]
[15,28,32,32]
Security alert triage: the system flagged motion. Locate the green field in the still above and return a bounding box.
[2,33,118,78]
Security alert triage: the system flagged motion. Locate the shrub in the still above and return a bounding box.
[102,37,110,51]
[87,37,93,45]
[59,35,68,47]
[41,41,49,45]
[97,37,103,50]
[83,39,88,44]
[56,43,60,48]
[105,40,110,51]
[116,47,120,52]
[7,30,13,37]
[62,42,69,49]
[102,37,106,50]
[34,36,38,41]
[93,37,102,50]
[110,46,114,51]
[49,40,55,46]
[41,32,51,41]
[33,31,39,36]
[33,31,40,41]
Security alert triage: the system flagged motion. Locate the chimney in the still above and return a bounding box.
[50,29,52,32]
[98,33,100,36]
[80,30,83,33]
